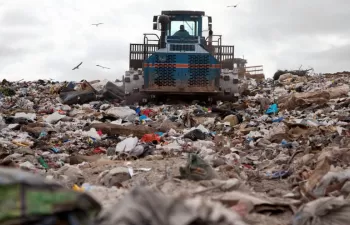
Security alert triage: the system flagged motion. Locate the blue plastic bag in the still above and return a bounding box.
[135,107,141,115]
[51,147,60,153]
[155,132,164,137]
[266,103,278,114]
[139,115,149,121]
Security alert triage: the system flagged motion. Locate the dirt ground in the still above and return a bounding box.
[78,155,294,225]
[81,155,185,184]
[82,154,291,195]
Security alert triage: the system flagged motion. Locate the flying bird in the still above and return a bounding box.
[227,3,239,7]
[72,62,83,70]
[96,65,110,69]
[92,23,103,26]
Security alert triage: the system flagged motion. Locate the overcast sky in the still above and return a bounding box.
[1,0,350,81]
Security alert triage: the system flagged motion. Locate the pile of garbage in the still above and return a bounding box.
[273,68,313,80]
[2,72,350,225]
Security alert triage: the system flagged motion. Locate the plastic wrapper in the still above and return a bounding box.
[0,167,101,225]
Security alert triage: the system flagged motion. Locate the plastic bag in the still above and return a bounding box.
[266,103,278,115]
[60,90,97,105]
[14,112,36,121]
[102,81,124,100]
[0,167,101,225]
[141,133,161,144]
[106,107,137,120]
[44,111,66,124]
[115,137,139,153]
[293,196,350,225]
[184,129,206,141]
[179,153,218,181]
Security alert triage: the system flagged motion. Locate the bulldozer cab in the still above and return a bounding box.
[129,10,235,70]
[161,10,205,37]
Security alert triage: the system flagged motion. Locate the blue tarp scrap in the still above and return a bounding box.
[281,139,293,148]
[272,117,284,122]
[266,170,291,179]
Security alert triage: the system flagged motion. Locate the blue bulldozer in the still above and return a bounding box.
[124,10,246,104]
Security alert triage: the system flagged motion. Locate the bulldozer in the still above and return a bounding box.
[123,10,247,104]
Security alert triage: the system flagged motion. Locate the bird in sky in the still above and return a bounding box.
[72,62,83,70]
[227,3,239,8]
[92,23,103,26]
[96,65,110,69]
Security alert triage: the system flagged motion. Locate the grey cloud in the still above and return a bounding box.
[236,0,350,41]
[308,45,350,62]
[219,0,350,74]
[0,10,48,54]
[85,39,129,62]
[0,32,53,61]
[1,0,350,81]
[45,54,128,82]
[0,46,28,73]
[0,29,43,46]
[0,8,45,27]
[296,44,350,73]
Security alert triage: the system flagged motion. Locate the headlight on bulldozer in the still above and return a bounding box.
[223,75,230,81]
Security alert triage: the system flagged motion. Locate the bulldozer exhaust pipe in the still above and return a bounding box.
[158,15,170,49]
[208,30,213,46]
[208,29,215,55]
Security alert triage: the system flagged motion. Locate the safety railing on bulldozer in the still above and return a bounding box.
[245,65,264,75]
[130,33,234,70]
[245,65,265,80]
[206,35,234,70]
[129,33,159,70]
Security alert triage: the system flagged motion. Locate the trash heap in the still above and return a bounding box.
[1,72,350,225]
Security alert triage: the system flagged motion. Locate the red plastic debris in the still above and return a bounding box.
[231,201,249,217]
[93,147,107,154]
[141,109,153,117]
[141,133,161,144]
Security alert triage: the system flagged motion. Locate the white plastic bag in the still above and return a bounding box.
[14,112,36,121]
[116,137,139,153]
[83,128,102,140]
[106,107,136,120]
[44,111,66,124]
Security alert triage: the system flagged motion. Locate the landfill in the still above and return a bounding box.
[1,72,350,225]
